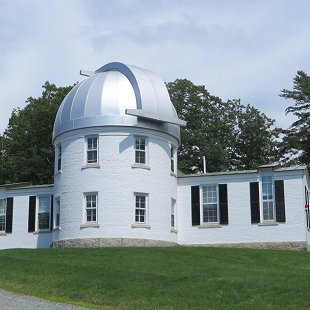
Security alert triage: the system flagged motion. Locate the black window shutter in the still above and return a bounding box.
[5,197,13,233]
[219,184,228,225]
[50,195,54,231]
[275,180,286,223]
[191,186,200,225]
[28,196,36,233]
[250,182,260,224]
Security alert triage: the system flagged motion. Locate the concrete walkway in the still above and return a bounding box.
[0,290,92,310]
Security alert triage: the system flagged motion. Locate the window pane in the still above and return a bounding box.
[0,215,5,231]
[39,197,50,212]
[202,186,218,223]
[39,213,49,229]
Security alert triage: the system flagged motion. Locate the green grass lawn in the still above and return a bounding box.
[0,247,309,309]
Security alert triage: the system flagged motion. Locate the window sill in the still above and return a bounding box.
[131,164,151,170]
[33,230,52,234]
[170,227,178,233]
[257,221,279,226]
[170,171,177,177]
[0,232,7,236]
[80,223,100,229]
[81,163,100,170]
[198,223,222,229]
[131,224,151,229]
[52,227,61,231]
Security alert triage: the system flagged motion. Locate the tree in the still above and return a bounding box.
[167,79,280,173]
[233,104,280,170]
[1,82,73,185]
[280,70,310,165]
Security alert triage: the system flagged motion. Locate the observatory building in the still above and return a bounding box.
[0,62,309,250]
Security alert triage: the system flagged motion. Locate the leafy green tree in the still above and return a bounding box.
[233,104,280,169]
[280,70,310,165]
[167,79,280,173]
[2,82,72,185]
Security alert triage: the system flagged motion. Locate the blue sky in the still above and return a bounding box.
[0,0,309,133]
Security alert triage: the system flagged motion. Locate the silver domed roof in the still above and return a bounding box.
[53,62,185,141]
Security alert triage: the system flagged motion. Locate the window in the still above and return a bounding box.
[249,179,286,224]
[170,145,176,173]
[38,196,51,230]
[135,194,147,224]
[85,193,97,223]
[0,198,6,232]
[57,144,62,171]
[202,185,218,223]
[135,137,146,164]
[191,184,228,226]
[87,137,98,164]
[171,199,176,228]
[262,175,274,220]
[55,197,60,227]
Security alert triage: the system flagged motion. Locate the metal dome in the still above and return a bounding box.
[53,62,185,141]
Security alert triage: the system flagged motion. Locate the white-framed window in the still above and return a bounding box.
[135,193,148,224]
[57,144,62,171]
[86,136,98,164]
[55,197,60,228]
[38,195,51,230]
[261,175,274,221]
[202,185,218,223]
[84,193,98,223]
[135,137,146,164]
[170,145,176,173]
[0,198,6,232]
[171,198,176,228]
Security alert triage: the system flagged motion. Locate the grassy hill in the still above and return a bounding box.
[0,247,309,309]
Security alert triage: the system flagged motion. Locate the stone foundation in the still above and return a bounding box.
[51,237,178,248]
[52,238,308,250]
[185,241,308,251]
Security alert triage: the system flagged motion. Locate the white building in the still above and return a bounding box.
[1,62,310,250]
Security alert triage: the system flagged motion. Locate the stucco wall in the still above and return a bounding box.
[0,186,53,249]
[177,169,306,246]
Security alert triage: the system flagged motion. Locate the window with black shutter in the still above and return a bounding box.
[275,180,286,223]
[250,182,260,224]
[219,184,228,225]
[191,186,200,225]
[5,197,13,233]
[28,196,36,233]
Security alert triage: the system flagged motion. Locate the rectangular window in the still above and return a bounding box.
[85,193,97,223]
[38,196,51,230]
[171,199,176,228]
[0,198,6,232]
[202,185,218,223]
[87,137,98,164]
[135,194,147,224]
[55,197,60,227]
[262,175,274,220]
[57,144,62,171]
[170,145,176,173]
[135,137,146,164]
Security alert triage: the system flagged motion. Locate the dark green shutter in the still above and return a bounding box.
[50,195,54,231]
[5,197,13,233]
[191,186,200,225]
[28,196,36,232]
[219,184,228,225]
[250,182,260,224]
[275,180,286,223]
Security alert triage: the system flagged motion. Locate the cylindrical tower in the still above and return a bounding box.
[52,62,185,247]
